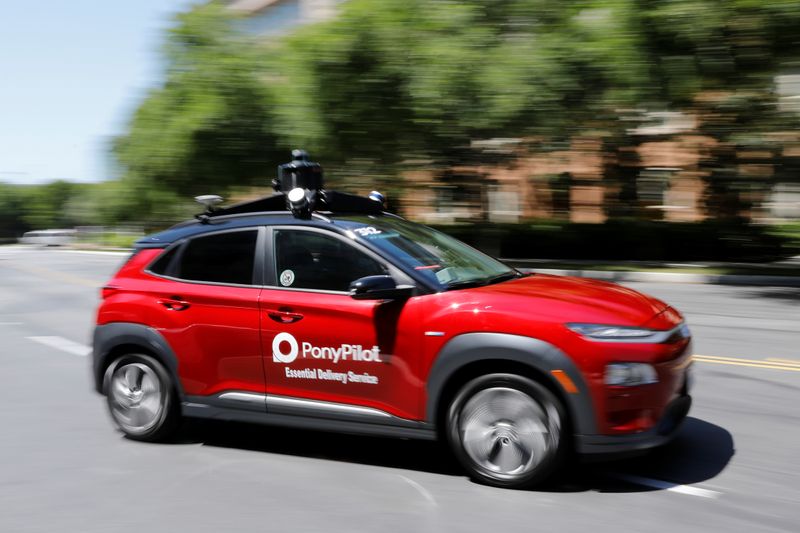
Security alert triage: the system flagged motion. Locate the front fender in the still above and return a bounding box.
[425,332,596,435]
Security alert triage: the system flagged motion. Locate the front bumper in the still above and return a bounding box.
[575,394,692,455]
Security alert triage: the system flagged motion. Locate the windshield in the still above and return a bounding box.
[339,216,520,290]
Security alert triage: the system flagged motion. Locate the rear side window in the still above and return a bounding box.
[148,246,179,276]
[177,230,258,285]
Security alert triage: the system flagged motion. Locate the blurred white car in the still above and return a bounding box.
[19,229,76,246]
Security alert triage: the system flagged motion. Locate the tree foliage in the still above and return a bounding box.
[272,0,656,171]
[4,0,800,240]
[111,0,800,198]
[113,3,281,198]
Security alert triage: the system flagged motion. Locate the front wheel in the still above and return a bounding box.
[104,354,180,442]
[446,373,566,489]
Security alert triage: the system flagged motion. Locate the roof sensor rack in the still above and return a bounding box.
[274,149,323,193]
[196,150,386,222]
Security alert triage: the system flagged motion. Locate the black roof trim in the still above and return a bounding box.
[134,210,393,250]
[208,194,287,217]
[135,188,391,250]
[206,190,383,219]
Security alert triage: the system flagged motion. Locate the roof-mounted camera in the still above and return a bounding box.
[272,149,323,219]
[273,149,324,193]
[195,149,385,222]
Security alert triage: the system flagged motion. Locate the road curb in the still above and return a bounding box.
[520,268,800,287]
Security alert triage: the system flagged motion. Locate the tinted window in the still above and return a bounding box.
[149,246,180,276]
[177,230,258,285]
[275,230,386,291]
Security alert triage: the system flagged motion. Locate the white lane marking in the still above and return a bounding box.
[398,475,437,506]
[612,473,721,499]
[26,336,91,357]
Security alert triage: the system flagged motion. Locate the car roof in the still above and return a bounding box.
[134,212,392,249]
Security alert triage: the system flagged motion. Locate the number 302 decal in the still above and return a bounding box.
[353,227,382,237]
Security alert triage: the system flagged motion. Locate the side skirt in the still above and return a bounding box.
[181,392,437,441]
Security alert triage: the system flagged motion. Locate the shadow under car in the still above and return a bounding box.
[162,415,734,493]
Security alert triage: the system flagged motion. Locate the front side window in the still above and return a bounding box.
[274,230,386,292]
[177,230,258,285]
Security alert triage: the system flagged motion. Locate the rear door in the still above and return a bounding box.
[145,228,266,400]
[260,227,423,420]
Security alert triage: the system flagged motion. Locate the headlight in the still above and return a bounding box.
[567,322,690,344]
[605,363,659,386]
[567,323,656,340]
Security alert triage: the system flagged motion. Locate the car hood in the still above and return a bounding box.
[465,273,669,327]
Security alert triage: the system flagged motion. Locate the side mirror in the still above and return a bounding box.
[349,275,414,300]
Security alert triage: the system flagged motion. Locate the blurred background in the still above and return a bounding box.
[2,0,800,265]
[1,4,799,532]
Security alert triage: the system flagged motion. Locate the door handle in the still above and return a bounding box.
[265,308,304,324]
[158,297,190,311]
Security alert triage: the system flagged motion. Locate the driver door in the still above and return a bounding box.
[259,227,423,420]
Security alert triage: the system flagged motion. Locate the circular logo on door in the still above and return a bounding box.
[280,269,295,287]
[272,332,299,363]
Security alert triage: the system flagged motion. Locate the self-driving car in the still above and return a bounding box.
[93,151,693,489]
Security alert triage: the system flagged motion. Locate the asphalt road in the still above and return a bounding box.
[1,245,798,533]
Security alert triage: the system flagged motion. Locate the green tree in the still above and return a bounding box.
[18,180,80,229]
[639,0,800,219]
[269,0,655,197]
[0,184,31,239]
[112,0,800,225]
[114,2,281,199]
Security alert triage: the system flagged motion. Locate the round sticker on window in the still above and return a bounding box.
[280,269,295,287]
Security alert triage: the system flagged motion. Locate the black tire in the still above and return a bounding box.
[104,353,180,442]
[446,373,567,489]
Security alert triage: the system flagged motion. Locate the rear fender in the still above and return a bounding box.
[92,322,182,398]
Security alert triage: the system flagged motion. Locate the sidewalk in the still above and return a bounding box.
[506,257,800,287]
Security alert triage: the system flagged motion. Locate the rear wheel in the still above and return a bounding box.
[446,373,566,489]
[104,354,180,442]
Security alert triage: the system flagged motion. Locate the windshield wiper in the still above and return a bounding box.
[444,271,521,291]
[485,271,522,285]
[444,279,489,290]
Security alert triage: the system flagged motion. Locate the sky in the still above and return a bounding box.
[0,0,199,185]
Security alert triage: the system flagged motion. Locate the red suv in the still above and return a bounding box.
[93,154,692,489]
